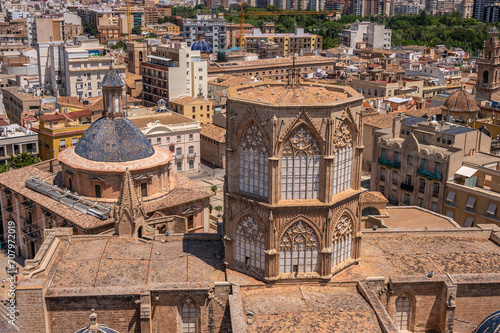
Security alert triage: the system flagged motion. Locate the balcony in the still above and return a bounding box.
[417,169,442,181]
[175,154,184,160]
[188,152,196,159]
[400,183,414,192]
[378,157,400,169]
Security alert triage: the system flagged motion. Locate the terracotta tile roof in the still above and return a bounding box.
[57,96,85,108]
[129,112,197,128]
[0,165,111,230]
[240,284,383,333]
[40,110,91,121]
[201,124,226,143]
[46,237,225,292]
[360,191,388,204]
[363,107,443,129]
[361,234,500,276]
[143,172,213,212]
[125,71,142,88]
[169,96,210,105]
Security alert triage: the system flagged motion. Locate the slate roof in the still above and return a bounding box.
[75,117,155,162]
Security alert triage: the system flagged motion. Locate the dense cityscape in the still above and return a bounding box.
[0,0,499,332]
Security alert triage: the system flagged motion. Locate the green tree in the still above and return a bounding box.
[0,164,9,173]
[9,152,41,170]
[210,185,218,194]
[83,22,98,37]
[131,27,142,35]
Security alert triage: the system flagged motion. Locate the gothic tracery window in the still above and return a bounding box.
[332,121,353,195]
[279,221,319,274]
[239,123,268,198]
[332,213,353,266]
[281,126,320,200]
[181,298,197,333]
[234,216,265,271]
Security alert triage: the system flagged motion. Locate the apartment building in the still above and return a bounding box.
[404,63,462,86]
[351,66,403,99]
[59,39,126,99]
[371,115,491,214]
[235,27,322,56]
[444,152,500,228]
[0,122,38,165]
[143,6,172,26]
[141,41,208,106]
[339,21,391,49]
[97,25,121,44]
[34,110,93,160]
[182,17,226,53]
[169,97,214,125]
[1,86,44,126]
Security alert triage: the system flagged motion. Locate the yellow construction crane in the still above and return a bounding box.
[127,0,132,42]
[225,9,340,48]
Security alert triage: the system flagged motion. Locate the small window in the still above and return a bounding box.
[431,201,438,212]
[72,137,79,146]
[141,183,147,197]
[437,138,441,143]
[420,159,427,170]
[407,155,413,166]
[189,160,194,170]
[177,135,181,142]
[157,137,161,144]
[177,161,182,171]
[95,184,101,198]
[464,216,474,227]
[433,183,440,196]
[417,197,423,207]
[379,185,385,194]
[380,168,386,181]
[466,197,476,209]
[392,171,398,185]
[189,134,193,140]
[394,152,399,163]
[60,140,67,149]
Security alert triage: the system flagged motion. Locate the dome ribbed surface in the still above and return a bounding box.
[100,69,124,87]
[75,325,119,333]
[75,117,155,162]
[474,311,500,333]
[443,89,480,113]
[191,40,210,52]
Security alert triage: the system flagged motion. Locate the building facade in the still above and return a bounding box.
[182,18,226,53]
[34,110,93,161]
[129,108,202,173]
[339,21,392,49]
[371,114,491,214]
[0,122,38,165]
[142,41,208,106]
[168,97,214,125]
[445,152,500,228]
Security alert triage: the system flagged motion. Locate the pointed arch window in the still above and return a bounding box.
[395,293,412,331]
[234,216,265,271]
[332,213,353,266]
[281,126,320,200]
[279,221,319,274]
[239,123,268,198]
[332,122,353,195]
[181,298,197,333]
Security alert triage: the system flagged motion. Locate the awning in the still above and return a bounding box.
[487,203,497,216]
[464,216,474,227]
[466,197,476,209]
[446,191,456,203]
[455,166,477,178]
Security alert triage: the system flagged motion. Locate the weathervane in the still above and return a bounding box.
[286,54,301,87]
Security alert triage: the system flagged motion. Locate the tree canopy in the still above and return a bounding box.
[0,152,41,173]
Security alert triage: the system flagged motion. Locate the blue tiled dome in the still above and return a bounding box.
[474,311,500,333]
[75,324,119,333]
[191,40,210,52]
[75,117,155,162]
[100,69,124,87]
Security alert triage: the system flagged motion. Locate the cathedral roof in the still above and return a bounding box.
[100,68,124,88]
[442,88,479,114]
[474,311,500,333]
[74,117,155,162]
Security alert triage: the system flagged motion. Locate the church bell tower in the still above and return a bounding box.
[476,27,500,101]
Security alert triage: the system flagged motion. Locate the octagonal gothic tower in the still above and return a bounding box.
[224,81,365,281]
